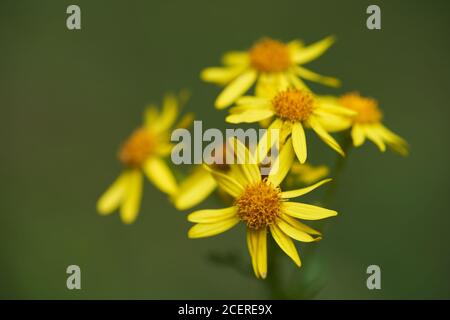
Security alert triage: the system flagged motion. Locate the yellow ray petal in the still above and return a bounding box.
[222,51,249,66]
[174,167,217,210]
[120,169,143,224]
[188,216,240,238]
[226,108,274,124]
[188,207,237,223]
[267,138,295,187]
[365,125,386,152]
[277,220,320,243]
[294,66,340,87]
[143,157,178,195]
[281,213,322,236]
[282,202,337,220]
[314,113,353,132]
[270,224,301,266]
[144,105,159,127]
[376,124,409,156]
[215,69,257,109]
[255,73,289,98]
[228,137,261,184]
[247,228,260,278]
[281,178,332,198]
[200,66,245,85]
[150,94,178,133]
[97,171,130,215]
[351,124,366,147]
[203,165,244,198]
[236,96,271,106]
[286,72,310,90]
[256,228,267,279]
[292,122,307,164]
[309,117,345,156]
[256,118,283,164]
[292,35,335,64]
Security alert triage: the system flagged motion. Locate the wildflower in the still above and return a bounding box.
[97,94,191,223]
[226,88,355,164]
[201,36,340,109]
[187,139,337,279]
[338,92,409,155]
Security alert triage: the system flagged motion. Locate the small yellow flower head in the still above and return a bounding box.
[339,92,383,124]
[118,128,155,168]
[249,38,291,72]
[235,180,282,229]
[272,89,315,122]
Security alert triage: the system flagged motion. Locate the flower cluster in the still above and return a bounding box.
[97,36,408,279]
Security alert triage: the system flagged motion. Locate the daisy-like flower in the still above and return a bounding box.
[97,94,191,224]
[337,92,409,155]
[201,36,340,109]
[226,88,355,164]
[187,139,337,279]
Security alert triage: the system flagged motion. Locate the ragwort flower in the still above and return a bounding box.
[97,94,191,223]
[187,139,337,279]
[201,36,340,109]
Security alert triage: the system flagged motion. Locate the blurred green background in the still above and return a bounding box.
[1,0,450,299]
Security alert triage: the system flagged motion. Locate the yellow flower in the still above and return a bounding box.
[97,94,191,224]
[187,139,337,279]
[288,162,330,186]
[201,36,340,109]
[226,88,355,164]
[338,92,409,155]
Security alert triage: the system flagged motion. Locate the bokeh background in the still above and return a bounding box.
[1,0,450,299]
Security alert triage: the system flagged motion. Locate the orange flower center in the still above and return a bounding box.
[235,181,281,230]
[249,38,291,72]
[339,92,383,124]
[272,89,315,122]
[118,128,155,167]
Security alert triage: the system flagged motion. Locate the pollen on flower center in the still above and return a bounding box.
[235,181,282,229]
[339,92,383,123]
[272,89,315,122]
[119,128,155,167]
[249,38,291,72]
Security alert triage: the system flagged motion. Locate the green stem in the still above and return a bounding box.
[323,133,353,207]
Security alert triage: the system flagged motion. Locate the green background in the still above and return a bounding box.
[1,0,450,299]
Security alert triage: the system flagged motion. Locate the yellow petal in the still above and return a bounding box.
[151,94,178,133]
[351,124,366,147]
[365,125,386,152]
[175,112,194,129]
[226,108,274,124]
[144,105,159,127]
[286,72,310,90]
[281,213,322,236]
[143,157,178,195]
[281,178,332,198]
[120,169,143,224]
[309,117,345,156]
[292,35,335,64]
[256,228,267,279]
[267,138,295,186]
[256,118,283,164]
[277,220,320,243]
[174,167,217,210]
[247,228,260,278]
[215,69,257,109]
[294,66,340,87]
[203,165,244,198]
[188,216,240,238]
[376,124,409,156]
[292,122,307,164]
[255,73,289,98]
[97,171,130,215]
[222,51,249,66]
[270,224,301,266]
[228,137,261,184]
[282,202,337,220]
[200,66,245,85]
[236,96,270,106]
[188,207,237,223]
